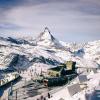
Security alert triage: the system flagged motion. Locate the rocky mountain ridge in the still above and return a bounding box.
[0,28,100,70]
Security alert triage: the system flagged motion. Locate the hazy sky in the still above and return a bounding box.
[0,0,100,42]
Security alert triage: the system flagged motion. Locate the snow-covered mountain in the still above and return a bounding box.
[35,27,64,49]
[0,28,100,71]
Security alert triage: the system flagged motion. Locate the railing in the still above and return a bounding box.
[8,79,36,100]
[8,80,25,100]
[8,75,77,100]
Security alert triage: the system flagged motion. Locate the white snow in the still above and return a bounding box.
[48,72,100,100]
[0,28,100,100]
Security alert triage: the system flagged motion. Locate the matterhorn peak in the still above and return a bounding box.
[42,27,54,41]
[35,27,63,48]
[36,27,55,42]
[44,27,51,34]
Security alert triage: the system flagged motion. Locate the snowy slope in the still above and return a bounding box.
[0,28,100,71]
[84,40,100,64]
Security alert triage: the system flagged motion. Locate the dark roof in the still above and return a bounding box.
[48,67,61,71]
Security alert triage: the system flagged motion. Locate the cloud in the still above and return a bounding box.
[0,0,100,42]
[0,22,22,30]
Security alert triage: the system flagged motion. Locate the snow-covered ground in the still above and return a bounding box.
[0,28,100,100]
[48,72,100,100]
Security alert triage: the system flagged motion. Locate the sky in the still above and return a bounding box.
[0,0,100,42]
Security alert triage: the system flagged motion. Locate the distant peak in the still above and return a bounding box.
[36,27,55,42]
[44,27,51,34]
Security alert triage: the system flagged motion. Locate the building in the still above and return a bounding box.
[59,61,76,75]
[48,61,76,77]
[0,72,20,87]
[48,67,62,77]
[43,76,68,87]
[65,61,76,71]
